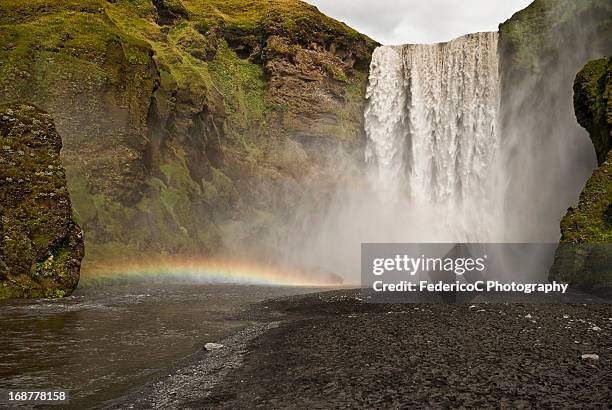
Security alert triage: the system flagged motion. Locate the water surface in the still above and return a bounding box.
[0,283,318,408]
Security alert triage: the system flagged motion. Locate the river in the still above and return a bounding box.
[0,284,319,408]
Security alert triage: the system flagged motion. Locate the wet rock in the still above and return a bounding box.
[549,57,612,294]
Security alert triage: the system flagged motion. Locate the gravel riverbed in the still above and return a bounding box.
[117,290,612,409]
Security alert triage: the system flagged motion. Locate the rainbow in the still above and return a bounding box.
[79,257,344,288]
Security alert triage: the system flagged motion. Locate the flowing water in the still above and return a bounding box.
[285,32,503,280]
[0,284,319,409]
[365,32,501,242]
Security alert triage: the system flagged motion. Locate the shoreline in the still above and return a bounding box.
[111,289,612,408]
[101,322,283,410]
[104,291,343,409]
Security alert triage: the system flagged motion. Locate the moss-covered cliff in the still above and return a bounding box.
[498,0,612,242]
[0,103,84,299]
[549,58,612,293]
[0,0,376,270]
[573,58,612,167]
[556,58,612,244]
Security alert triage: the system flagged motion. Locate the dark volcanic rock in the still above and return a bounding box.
[0,103,84,299]
[126,291,612,409]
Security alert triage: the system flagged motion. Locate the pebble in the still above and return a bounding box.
[581,354,599,361]
[204,342,225,351]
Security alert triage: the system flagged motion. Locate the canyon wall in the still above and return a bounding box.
[498,0,612,242]
[0,0,377,272]
[499,0,611,292]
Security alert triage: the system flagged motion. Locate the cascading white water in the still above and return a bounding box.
[281,32,505,281]
[283,24,599,283]
[365,32,501,242]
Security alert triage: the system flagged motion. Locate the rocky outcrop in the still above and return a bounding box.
[549,58,612,293]
[498,0,612,241]
[573,58,612,166]
[0,0,377,269]
[0,103,84,299]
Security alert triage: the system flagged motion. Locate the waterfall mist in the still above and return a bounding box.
[277,1,612,285]
[498,1,611,242]
[281,33,502,283]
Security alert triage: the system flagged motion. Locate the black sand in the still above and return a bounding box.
[120,290,612,409]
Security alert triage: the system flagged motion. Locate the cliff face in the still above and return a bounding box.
[573,58,612,167]
[549,58,612,293]
[0,0,376,267]
[499,0,612,84]
[498,0,612,241]
[0,103,84,299]
[499,0,612,292]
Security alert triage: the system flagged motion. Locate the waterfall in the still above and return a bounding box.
[365,32,501,242]
[281,32,503,281]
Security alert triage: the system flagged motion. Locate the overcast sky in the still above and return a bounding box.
[304,0,534,45]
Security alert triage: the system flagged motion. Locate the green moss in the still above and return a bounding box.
[181,0,370,39]
[0,2,151,70]
[550,57,612,293]
[209,40,268,129]
[0,0,375,283]
[195,20,210,35]
[560,59,612,245]
[326,71,368,142]
[574,58,612,164]
[202,168,238,212]
[0,103,84,299]
[560,152,612,245]
[499,0,612,76]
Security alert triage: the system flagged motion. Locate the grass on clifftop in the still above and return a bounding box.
[183,0,373,44]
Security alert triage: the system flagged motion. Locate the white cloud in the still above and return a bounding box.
[304,0,534,45]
